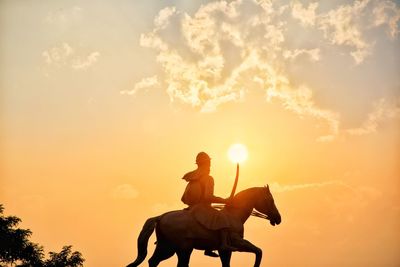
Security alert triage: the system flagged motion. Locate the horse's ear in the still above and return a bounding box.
[266,184,270,191]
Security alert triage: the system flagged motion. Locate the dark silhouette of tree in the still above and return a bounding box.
[0,204,84,267]
[44,246,83,267]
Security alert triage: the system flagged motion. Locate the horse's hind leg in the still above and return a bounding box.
[148,242,175,267]
[176,249,193,267]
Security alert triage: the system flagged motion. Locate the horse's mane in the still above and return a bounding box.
[232,187,263,203]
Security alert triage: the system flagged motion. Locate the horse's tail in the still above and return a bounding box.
[126,215,161,267]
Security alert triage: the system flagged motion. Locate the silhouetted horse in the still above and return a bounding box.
[127,185,281,267]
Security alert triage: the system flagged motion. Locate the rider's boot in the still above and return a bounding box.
[204,250,219,257]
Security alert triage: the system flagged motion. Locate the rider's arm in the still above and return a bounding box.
[203,176,228,204]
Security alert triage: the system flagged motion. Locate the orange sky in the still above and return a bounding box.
[1,0,400,266]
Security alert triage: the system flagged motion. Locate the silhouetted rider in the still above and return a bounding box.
[181,152,235,257]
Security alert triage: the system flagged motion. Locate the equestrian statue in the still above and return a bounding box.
[127,152,281,267]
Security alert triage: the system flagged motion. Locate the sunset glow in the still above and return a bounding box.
[1,0,399,266]
[228,144,248,164]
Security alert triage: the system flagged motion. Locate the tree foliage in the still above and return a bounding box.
[0,204,84,267]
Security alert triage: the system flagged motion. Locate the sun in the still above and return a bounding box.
[228,143,248,164]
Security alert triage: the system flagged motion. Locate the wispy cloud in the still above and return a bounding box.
[110,184,139,200]
[42,43,74,66]
[291,0,400,64]
[270,180,351,193]
[71,51,100,70]
[135,1,331,117]
[346,98,400,135]
[44,6,83,25]
[154,6,178,30]
[317,0,371,64]
[270,180,385,231]
[120,75,159,95]
[42,43,100,71]
[271,180,382,203]
[282,48,321,61]
[291,1,319,27]
[126,0,399,140]
[372,0,400,38]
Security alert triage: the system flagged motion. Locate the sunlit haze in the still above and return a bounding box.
[1,0,399,266]
[228,144,248,164]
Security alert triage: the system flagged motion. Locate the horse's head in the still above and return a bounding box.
[254,185,281,226]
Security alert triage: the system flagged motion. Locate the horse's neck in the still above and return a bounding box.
[227,203,253,224]
[226,188,259,224]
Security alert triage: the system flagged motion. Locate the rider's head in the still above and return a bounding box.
[196,152,211,172]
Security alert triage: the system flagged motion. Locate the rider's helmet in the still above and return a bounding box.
[196,152,211,165]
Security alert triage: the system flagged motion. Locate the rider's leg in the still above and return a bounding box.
[220,228,236,251]
[205,228,235,257]
[204,249,219,257]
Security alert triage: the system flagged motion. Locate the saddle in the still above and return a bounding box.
[182,204,243,239]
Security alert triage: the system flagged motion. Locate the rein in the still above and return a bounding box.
[212,204,269,220]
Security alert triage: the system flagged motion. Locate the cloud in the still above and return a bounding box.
[111,184,139,200]
[291,1,319,27]
[181,1,240,56]
[71,51,100,70]
[317,0,371,64]
[127,0,399,140]
[270,180,351,193]
[42,43,74,66]
[42,43,100,71]
[346,98,400,135]
[131,0,341,135]
[271,179,387,235]
[282,48,321,61]
[271,180,383,209]
[264,80,340,138]
[372,0,400,38]
[154,6,178,30]
[44,6,83,25]
[120,76,160,95]
[291,0,400,64]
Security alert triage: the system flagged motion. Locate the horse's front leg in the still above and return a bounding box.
[231,238,262,267]
[218,250,232,267]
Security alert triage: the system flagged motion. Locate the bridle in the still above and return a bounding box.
[250,209,269,220]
